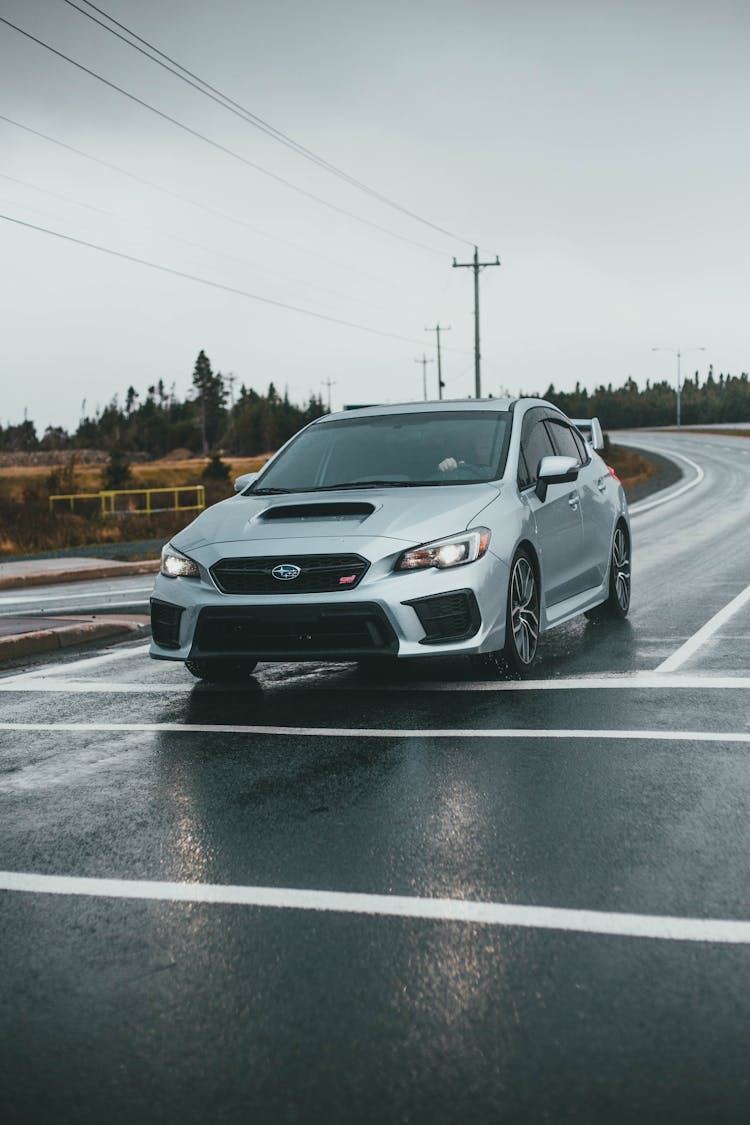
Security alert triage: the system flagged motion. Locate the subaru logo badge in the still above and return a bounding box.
[272,563,301,581]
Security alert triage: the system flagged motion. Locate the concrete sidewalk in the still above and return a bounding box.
[0,556,157,662]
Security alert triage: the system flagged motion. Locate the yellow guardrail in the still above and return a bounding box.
[49,485,206,517]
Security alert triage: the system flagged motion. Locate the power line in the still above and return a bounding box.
[0,114,417,294]
[0,171,421,319]
[63,0,474,248]
[0,15,446,256]
[0,212,447,348]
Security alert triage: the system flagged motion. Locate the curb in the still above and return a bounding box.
[0,560,159,591]
[0,616,151,661]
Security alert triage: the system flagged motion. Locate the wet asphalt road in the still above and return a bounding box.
[1,430,750,1124]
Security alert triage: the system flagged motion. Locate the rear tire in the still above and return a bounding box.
[585,522,631,621]
[185,659,258,682]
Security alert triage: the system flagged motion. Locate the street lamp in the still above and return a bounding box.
[651,346,706,427]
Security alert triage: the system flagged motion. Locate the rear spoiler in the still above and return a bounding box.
[572,417,604,450]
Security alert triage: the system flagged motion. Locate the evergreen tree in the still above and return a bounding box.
[192,350,227,453]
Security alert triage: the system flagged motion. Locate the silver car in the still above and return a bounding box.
[150,398,630,679]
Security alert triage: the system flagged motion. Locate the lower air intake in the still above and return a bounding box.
[150,599,184,649]
[190,603,398,661]
[403,589,481,644]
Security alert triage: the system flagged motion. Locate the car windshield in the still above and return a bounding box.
[250,410,512,492]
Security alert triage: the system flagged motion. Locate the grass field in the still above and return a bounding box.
[0,445,653,558]
[0,456,268,503]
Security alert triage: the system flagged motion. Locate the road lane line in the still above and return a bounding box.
[0,642,151,684]
[2,869,750,945]
[628,449,704,515]
[1,721,749,742]
[3,674,750,694]
[657,583,750,672]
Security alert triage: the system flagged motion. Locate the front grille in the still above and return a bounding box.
[211,553,369,595]
[190,603,398,660]
[150,598,184,649]
[403,589,481,644]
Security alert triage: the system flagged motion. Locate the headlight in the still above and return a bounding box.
[396,527,491,571]
[160,544,200,579]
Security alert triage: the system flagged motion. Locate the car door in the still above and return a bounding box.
[517,409,585,607]
[547,419,612,589]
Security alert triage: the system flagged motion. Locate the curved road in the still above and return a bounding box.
[1,430,750,1124]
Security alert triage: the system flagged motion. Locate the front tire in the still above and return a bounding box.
[503,549,540,674]
[471,548,540,678]
[185,658,258,682]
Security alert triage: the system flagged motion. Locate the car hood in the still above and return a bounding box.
[173,483,502,557]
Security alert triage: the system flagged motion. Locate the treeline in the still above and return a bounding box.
[543,367,750,429]
[0,351,326,457]
[2,357,749,456]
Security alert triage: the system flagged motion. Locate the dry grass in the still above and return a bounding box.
[605,444,657,492]
[0,455,269,502]
[0,455,270,556]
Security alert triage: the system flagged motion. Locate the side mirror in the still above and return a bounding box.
[234,472,258,493]
[535,455,579,502]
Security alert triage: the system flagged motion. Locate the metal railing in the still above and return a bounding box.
[49,485,206,517]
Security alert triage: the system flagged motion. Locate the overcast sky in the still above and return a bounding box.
[1,0,748,434]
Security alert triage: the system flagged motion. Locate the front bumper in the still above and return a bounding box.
[149,550,509,662]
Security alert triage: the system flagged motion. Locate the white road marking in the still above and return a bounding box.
[0,721,748,742]
[657,583,750,672]
[0,642,152,684]
[2,673,750,694]
[628,449,704,515]
[2,869,749,945]
[0,585,153,606]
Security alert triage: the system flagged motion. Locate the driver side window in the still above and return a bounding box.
[518,416,556,490]
[545,419,587,465]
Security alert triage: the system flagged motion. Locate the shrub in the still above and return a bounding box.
[201,452,231,482]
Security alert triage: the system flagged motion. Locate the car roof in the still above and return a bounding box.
[316,398,519,424]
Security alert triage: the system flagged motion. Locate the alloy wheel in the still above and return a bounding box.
[612,526,630,613]
[509,555,539,665]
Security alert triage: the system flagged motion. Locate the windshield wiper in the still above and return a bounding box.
[309,480,426,490]
[251,487,293,495]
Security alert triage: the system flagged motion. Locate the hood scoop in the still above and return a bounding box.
[259,501,375,521]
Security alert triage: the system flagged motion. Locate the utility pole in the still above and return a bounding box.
[452,245,500,398]
[425,323,451,399]
[414,354,434,400]
[652,346,706,426]
[322,377,336,413]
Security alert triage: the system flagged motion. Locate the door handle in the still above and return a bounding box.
[568,493,579,509]
[597,477,607,492]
